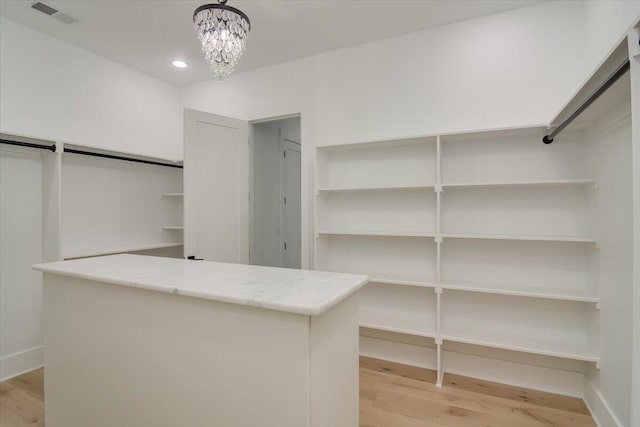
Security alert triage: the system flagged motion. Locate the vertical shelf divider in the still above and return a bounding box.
[435,135,444,386]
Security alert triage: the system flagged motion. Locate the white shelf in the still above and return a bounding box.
[161,226,184,230]
[360,282,437,340]
[317,184,434,193]
[442,179,596,190]
[322,232,597,243]
[315,127,604,376]
[441,334,599,363]
[441,290,599,363]
[63,242,183,260]
[317,135,436,151]
[369,275,436,288]
[360,323,436,339]
[317,230,435,238]
[440,280,599,303]
[161,192,184,197]
[441,233,597,243]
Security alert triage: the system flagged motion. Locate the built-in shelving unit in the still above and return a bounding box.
[160,190,184,240]
[61,146,184,260]
[315,126,602,384]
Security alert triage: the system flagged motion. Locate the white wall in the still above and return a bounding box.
[61,154,183,259]
[252,117,301,268]
[584,1,640,68]
[182,1,592,269]
[629,22,640,427]
[584,96,633,427]
[184,1,591,141]
[182,0,640,407]
[629,24,640,427]
[0,17,184,380]
[0,17,182,160]
[0,147,44,380]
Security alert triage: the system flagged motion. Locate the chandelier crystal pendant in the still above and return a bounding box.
[193,0,251,80]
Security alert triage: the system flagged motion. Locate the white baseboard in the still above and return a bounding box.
[583,380,623,427]
[442,347,585,397]
[360,335,437,370]
[360,334,586,397]
[0,346,44,381]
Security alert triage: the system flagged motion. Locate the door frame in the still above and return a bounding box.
[248,114,302,268]
[279,133,301,268]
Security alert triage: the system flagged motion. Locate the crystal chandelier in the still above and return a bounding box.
[193,1,251,80]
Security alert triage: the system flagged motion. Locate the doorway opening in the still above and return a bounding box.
[250,116,301,269]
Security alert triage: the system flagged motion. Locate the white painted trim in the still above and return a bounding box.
[442,347,586,398]
[0,345,44,381]
[360,335,588,397]
[279,134,302,268]
[249,113,301,125]
[583,380,624,427]
[359,335,437,370]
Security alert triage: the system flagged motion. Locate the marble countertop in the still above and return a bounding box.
[33,254,368,316]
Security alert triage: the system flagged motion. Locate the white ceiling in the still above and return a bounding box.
[0,0,542,87]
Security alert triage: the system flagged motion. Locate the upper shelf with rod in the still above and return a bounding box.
[544,41,630,144]
[63,144,183,169]
[0,135,184,170]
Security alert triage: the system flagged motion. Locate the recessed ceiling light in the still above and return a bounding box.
[171,60,188,68]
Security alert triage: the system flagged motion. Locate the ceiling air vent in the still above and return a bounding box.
[31,2,57,15]
[30,2,77,24]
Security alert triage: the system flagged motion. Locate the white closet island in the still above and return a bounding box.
[33,254,367,427]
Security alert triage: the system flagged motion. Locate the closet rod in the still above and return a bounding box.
[63,148,183,169]
[543,58,630,144]
[0,138,56,152]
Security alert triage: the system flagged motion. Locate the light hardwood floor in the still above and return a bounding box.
[0,357,595,427]
[0,368,44,427]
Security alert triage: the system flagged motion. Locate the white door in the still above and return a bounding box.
[280,136,301,269]
[184,109,249,263]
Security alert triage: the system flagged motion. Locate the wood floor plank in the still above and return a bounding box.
[0,382,15,395]
[0,387,44,427]
[374,387,510,427]
[365,369,596,427]
[443,372,590,415]
[360,406,440,427]
[0,360,596,427]
[360,356,438,383]
[6,370,44,402]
